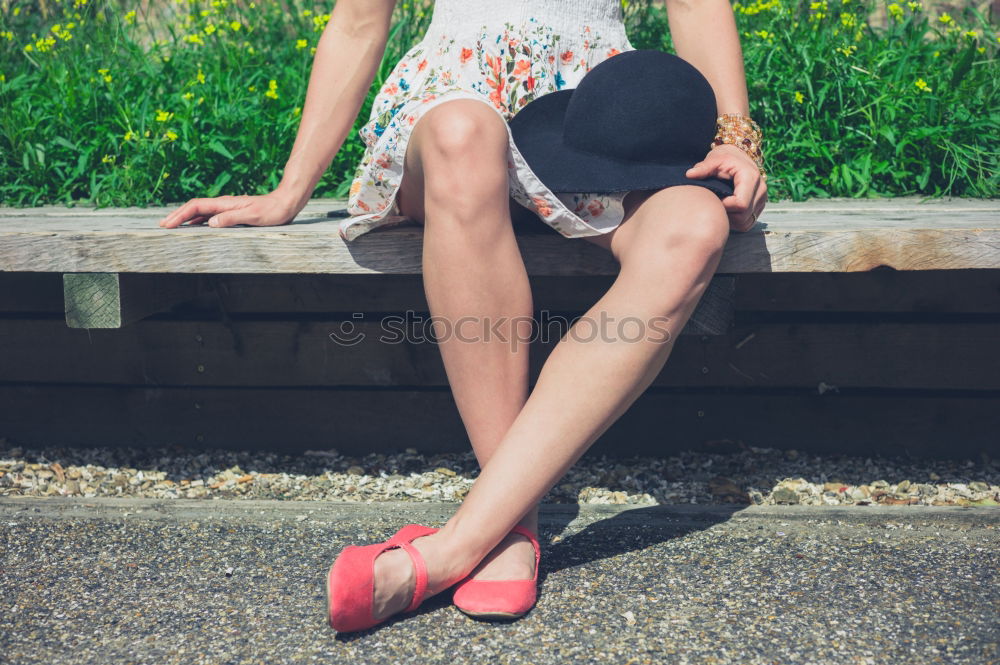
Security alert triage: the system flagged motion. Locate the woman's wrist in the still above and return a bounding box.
[712,113,767,181]
[272,183,312,213]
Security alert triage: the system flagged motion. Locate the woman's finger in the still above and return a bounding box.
[738,185,767,232]
[158,198,233,228]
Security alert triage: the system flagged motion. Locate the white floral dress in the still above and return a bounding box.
[339,0,639,242]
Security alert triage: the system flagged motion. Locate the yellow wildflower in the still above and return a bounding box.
[164,130,179,141]
[204,23,217,36]
[938,13,952,24]
[196,68,206,84]
[887,3,903,21]
[230,21,241,31]
[97,67,112,83]
[794,91,804,104]
[124,10,136,25]
[183,91,194,100]
[296,39,308,49]
[156,109,174,122]
[914,78,931,92]
[101,154,115,164]
[264,79,278,100]
[313,14,330,31]
[123,130,135,141]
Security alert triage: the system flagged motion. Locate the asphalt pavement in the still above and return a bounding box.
[1,497,997,665]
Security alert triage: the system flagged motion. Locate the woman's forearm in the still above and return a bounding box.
[664,0,750,117]
[275,4,395,211]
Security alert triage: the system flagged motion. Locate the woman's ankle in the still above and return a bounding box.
[518,506,540,535]
[426,506,542,585]
[413,532,481,594]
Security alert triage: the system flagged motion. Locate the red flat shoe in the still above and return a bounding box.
[451,525,541,620]
[326,524,439,633]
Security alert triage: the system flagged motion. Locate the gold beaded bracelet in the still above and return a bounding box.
[712,113,767,182]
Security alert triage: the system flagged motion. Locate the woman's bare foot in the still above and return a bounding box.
[370,534,466,622]
[369,509,540,622]
[462,531,536,581]
[464,510,539,582]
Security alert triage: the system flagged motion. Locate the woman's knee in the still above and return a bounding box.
[400,100,512,222]
[421,99,507,159]
[621,186,731,265]
[417,99,508,191]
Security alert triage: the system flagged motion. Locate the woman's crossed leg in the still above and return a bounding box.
[369,98,732,622]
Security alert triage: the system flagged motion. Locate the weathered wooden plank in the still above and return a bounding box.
[0,272,65,312]
[4,270,1000,314]
[4,318,998,390]
[62,273,206,329]
[0,385,994,459]
[1,197,998,274]
[735,269,1000,313]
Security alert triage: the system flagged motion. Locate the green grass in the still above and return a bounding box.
[0,0,996,207]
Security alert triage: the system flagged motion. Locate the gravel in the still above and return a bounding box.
[1,437,997,508]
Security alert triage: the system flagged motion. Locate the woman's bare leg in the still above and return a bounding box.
[369,99,539,620]
[391,184,733,603]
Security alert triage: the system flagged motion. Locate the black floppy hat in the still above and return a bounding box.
[508,49,735,198]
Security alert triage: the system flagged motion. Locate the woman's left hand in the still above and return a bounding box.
[685,144,767,233]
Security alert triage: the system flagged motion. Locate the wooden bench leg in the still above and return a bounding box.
[62,273,207,329]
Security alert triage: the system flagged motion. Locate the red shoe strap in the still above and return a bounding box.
[510,525,541,579]
[397,540,429,614]
[510,524,539,544]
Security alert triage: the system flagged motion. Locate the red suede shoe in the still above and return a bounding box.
[451,525,541,620]
[326,524,439,633]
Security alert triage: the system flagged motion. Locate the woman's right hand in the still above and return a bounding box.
[157,191,303,229]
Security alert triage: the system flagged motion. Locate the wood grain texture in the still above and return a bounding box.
[2,197,998,274]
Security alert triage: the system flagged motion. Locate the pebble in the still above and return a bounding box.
[0,439,996,508]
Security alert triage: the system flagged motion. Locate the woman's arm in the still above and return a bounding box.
[664,0,750,117]
[274,0,398,211]
[664,0,767,232]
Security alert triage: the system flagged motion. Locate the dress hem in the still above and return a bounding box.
[339,90,625,243]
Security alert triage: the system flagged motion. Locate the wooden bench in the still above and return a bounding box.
[1,197,998,459]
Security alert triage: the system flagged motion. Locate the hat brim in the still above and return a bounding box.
[509,89,735,197]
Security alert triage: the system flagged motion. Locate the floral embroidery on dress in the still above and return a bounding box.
[341,5,635,242]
